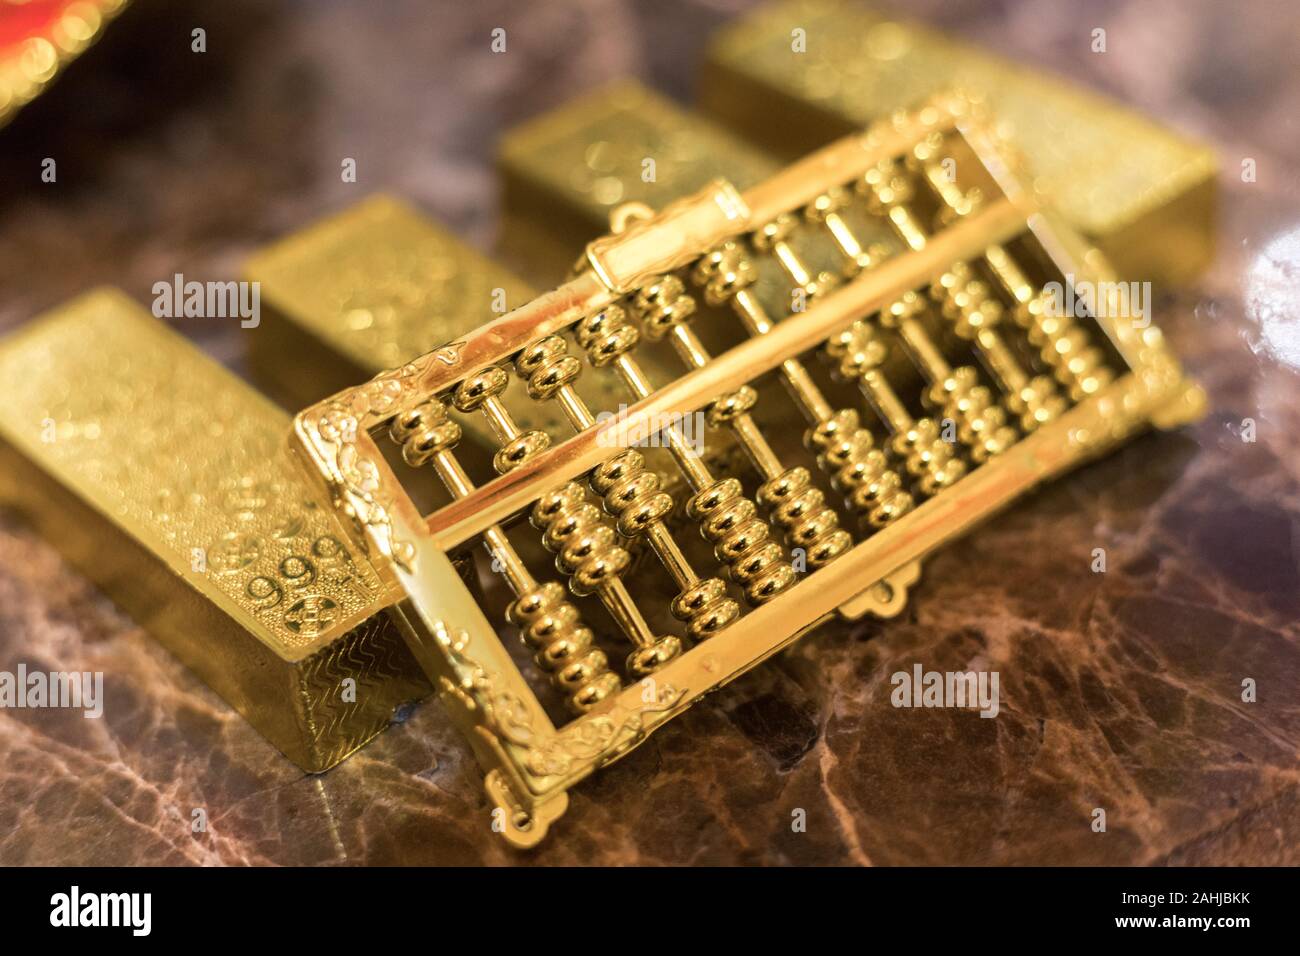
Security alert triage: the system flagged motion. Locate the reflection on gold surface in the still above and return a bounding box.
[1246,227,1300,371]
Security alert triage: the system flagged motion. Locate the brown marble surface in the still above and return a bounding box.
[1,0,1298,865]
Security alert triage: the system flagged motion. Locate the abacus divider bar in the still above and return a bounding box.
[424,197,1025,551]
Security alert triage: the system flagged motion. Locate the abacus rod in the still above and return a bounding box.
[613,354,713,489]
[668,324,785,480]
[731,289,834,422]
[431,448,534,594]
[859,369,914,433]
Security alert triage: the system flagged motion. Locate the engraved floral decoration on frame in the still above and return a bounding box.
[433,623,686,781]
[310,357,437,572]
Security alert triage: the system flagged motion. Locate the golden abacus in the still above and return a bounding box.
[290,92,1203,846]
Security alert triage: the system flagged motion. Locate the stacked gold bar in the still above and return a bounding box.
[246,196,535,408]
[0,290,428,772]
[702,0,1217,285]
[247,195,569,450]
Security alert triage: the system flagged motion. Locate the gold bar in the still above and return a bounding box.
[245,194,579,449]
[702,0,1218,285]
[499,79,778,280]
[0,290,430,772]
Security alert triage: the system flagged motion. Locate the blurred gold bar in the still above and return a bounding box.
[702,0,1218,285]
[499,80,778,280]
[497,79,896,308]
[247,195,530,406]
[0,289,429,772]
[245,194,592,451]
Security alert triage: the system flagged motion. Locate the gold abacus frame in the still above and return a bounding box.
[291,93,1204,847]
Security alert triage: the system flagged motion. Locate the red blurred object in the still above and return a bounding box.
[0,0,70,52]
[0,0,128,127]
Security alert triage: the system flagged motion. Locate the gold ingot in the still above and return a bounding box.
[499,80,779,280]
[246,196,529,410]
[0,289,430,772]
[701,0,1217,286]
[245,195,622,458]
